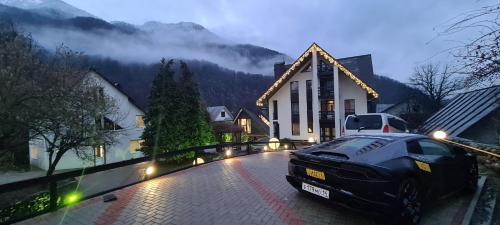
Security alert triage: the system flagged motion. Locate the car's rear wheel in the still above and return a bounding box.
[465,162,478,193]
[394,178,422,225]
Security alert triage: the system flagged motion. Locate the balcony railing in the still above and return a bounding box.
[318,89,334,99]
[319,111,335,121]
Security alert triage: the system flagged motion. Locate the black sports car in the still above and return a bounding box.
[286,133,478,225]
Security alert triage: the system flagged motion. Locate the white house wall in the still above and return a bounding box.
[337,72,368,132]
[268,52,370,142]
[29,72,145,171]
[89,72,145,164]
[269,62,315,141]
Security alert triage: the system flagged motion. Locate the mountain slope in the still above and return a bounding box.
[87,57,274,112]
[0,0,418,113]
[0,1,292,75]
[0,0,94,18]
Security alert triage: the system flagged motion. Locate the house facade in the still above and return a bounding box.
[233,108,269,141]
[207,106,238,143]
[29,71,146,171]
[256,43,378,143]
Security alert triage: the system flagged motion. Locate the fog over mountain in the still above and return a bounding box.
[0,0,421,112]
[0,0,292,75]
[0,0,94,18]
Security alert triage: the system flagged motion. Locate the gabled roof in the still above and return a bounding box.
[377,104,395,113]
[88,69,145,113]
[338,54,374,84]
[233,108,269,136]
[256,43,379,106]
[420,86,500,136]
[207,106,234,122]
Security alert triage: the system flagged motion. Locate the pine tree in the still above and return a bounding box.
[179,61,215,147]
[142,59,182,156]
[142,60,215,157]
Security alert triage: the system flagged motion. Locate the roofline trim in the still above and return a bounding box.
[88,70,145,114]
[255,43,378,107]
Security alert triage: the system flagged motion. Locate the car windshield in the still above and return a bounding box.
[345,115,383,130]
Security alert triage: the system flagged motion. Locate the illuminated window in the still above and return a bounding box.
[30,147,39,159]
[239,118,251,134]
[129,140,142,153]
[136,115,145,128]
[95,145,104,158]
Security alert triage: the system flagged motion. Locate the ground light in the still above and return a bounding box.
[308,137,315,143]
[193,157,205,165]
[225,149,232,157]
[284,144,289,150]
[269,137,280,150]
[431,130,500,158]
[65,192,81,205]
[145,165,155,176]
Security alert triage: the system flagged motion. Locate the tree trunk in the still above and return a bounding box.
[46,150,65,176]
[46,150,65,210]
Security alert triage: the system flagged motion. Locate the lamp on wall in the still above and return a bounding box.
[431,130,500,158]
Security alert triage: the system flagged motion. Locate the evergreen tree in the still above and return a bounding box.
[179,61,215,147]
[142,59,182,156]
[142,60,215,157]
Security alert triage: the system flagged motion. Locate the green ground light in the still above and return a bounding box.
[65,192,81,205]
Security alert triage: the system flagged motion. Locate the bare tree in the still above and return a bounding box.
[441,3,500,85]
[0,24,121,176]
[410,63,463,110]
[0,23,46,167]
[29,47,121,176]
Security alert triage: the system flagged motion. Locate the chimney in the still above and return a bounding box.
[274,62,287,80]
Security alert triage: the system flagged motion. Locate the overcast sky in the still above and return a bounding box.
[66,0,495,82]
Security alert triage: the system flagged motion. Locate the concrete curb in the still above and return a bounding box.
[461,176,487,225]
[479,190,497,225]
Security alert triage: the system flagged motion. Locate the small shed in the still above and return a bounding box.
[420,86,500,145]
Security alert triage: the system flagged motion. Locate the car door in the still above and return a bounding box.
[447,145,471,189]
[417,139,462,194]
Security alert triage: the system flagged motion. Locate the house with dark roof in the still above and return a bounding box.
[420,86,500,145]
[28,70,146,171]
[207,106,234,122]
[257,43,379,143]
[233,108,269,141]
[206,106,239,143]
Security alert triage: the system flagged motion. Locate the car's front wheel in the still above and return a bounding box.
[393,178,422,225]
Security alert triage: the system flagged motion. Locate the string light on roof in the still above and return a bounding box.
[256,43,378,107]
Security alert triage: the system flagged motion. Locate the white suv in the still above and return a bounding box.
[343,113,409,136]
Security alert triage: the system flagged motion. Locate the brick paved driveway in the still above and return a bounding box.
[17,151,473,225]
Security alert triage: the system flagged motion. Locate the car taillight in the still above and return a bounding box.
[383,125,389,133]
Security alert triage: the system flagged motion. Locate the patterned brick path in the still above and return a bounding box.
[17,151,472,225]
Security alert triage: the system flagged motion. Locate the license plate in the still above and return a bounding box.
[305,168,326,180]
[302,182,330,199]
